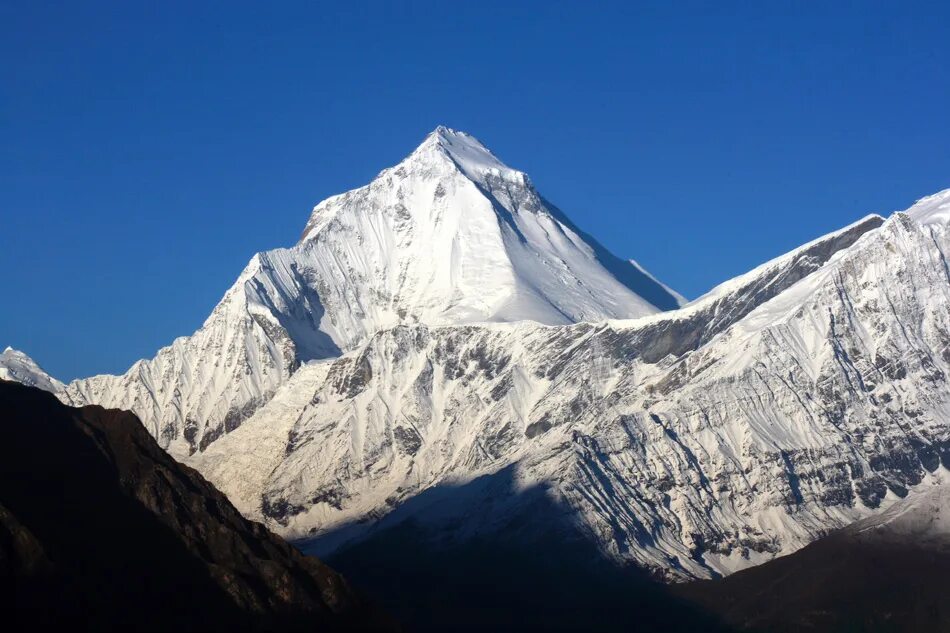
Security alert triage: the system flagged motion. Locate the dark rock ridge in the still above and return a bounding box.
[0,379,396,632]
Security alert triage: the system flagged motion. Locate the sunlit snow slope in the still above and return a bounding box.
[37,129,950,583]
[63,127,682,457]
[193,189,950,580]
[0,347,64,393]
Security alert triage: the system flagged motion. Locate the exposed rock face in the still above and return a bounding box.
[193,191,950,581]
[63,127,683,457]
[0,380,395,632]
[676,483,950,632]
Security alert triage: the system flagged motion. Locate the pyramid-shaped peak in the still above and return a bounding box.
[298,123,684,328]
[423,125,488,149]
[410,126,517,181]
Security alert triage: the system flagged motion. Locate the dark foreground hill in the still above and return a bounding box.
[676,484,950,633]
[0,379,396,632]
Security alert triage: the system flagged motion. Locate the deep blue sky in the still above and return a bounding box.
[2,1,949,380]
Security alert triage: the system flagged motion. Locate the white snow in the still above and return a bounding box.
[63,126,683,458]
[686,213,884,310]
[0,347,64,393]
[42,127,950,583]
[296,125,680,347]
[183,187,950,580]
[905,187,950,226]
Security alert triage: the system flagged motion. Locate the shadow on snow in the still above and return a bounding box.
[297,465,734,633]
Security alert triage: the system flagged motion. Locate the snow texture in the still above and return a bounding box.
[0,347,64,393]
[62,127,683,457]
[24,129,950,581]
[191,191,950,580]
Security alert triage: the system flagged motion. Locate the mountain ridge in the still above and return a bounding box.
[60,127,686,457]
[6,132,950,588]
[189,194,950,582]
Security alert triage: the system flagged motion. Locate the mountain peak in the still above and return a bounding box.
[408,126,519,184]
[294,126,682,335]
[0,347,64,393]
[421,125,486,151]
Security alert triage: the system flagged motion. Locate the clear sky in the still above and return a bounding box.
[2,1,949,380]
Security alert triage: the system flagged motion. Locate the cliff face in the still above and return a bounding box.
[0,379,395,632]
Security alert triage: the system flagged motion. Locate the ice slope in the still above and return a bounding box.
[905,187,950,226]
[296,125,683,349]
[63,127,683,457]
[0,347,64,393]
[191,190,950,580]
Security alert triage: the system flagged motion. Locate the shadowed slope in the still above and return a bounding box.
[302,467,733,633]
[0,380,395,632]
[675,485,950,632]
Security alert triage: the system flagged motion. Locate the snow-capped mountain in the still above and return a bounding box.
[191,189,950,580]
[62,127,683,457]
[42,127,950,582]
[0,347,64,393]
[298,126,684,343]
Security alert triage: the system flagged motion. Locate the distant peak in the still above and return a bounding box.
[0,346,64,393]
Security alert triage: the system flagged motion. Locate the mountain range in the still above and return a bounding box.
[5,127,950,630]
